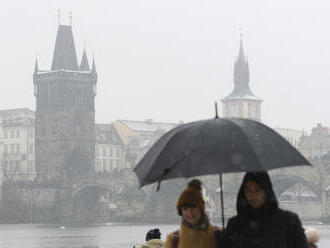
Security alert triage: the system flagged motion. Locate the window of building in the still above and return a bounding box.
[29,144,34,154]
[102,147,107,157]
[10,144,15,153]
[16,144,20,153]
[28,160,35,171]
[4,130,7,139]
[29,129,34,138]
[4,144,8,154]
[102,159,107,171]
[16,129,20,138]
[9,161,14,171]
[109,159,113,170]
[10,130,15,139]
[15,161,20,171]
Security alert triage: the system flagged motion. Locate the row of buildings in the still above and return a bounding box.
[0,109,178,181]
[0,23,329,184]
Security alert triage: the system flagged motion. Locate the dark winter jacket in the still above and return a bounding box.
[224,172,309,248]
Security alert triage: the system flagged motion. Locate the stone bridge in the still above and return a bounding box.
[0,169,144,224]
[58,169,145,223]
[2,158,330,223]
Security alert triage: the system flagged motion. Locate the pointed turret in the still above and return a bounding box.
[237,34,245,62]
[91,58,96,73]
[34,58,39,74]
[51,25,79,71]
[80,48,90,71]
[221,35,262,121]
[225,35,255,99]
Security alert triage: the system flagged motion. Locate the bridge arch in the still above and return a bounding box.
[271,174,321,199]
[70,183,112,222]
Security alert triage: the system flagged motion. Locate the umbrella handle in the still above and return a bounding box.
[219,173,225,228]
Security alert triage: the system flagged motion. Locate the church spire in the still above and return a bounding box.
[224,35,256,99]
[51,24,79,71]
[80,48,90,71]
[91,57,96,73]
[238,33,245,62]
[34,57,39,74]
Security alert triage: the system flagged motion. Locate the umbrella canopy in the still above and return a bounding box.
[134,118,311,187]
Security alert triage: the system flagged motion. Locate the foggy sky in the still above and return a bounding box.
[0,0,329,132]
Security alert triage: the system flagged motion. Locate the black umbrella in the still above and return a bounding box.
[134,117,311,226]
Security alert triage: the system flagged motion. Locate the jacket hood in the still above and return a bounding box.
[236,172,278,217]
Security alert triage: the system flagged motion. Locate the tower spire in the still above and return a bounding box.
[221,34,262,121]
[224,34,256,99]
[238,32,245,62]
[51,24,79,70]
[57,9,61,25]
[69,11,72,26]
[34,54,39,74]
[80,47,90,71]
[91,55,96,73]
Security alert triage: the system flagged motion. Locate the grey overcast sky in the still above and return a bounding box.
[0,0,329,132]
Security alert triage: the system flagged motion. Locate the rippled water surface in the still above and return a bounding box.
[0,223,328,248]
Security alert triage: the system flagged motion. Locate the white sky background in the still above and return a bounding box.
[0,0,329,132]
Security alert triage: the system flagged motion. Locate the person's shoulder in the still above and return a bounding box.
[166,230,179,241]
[279,209,300,221]
[211,224,223,231]
[166,231,175,240]
[165,230,179,248]
[226,215,239,226]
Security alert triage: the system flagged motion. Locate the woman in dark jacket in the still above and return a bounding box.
[224,172,309,248]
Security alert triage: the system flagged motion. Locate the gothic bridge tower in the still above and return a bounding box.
[221,35,262,121]
[33,24,97,182]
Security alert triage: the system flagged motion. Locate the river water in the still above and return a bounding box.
[0,223,328,248]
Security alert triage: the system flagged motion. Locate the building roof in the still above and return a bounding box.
[118,119,177,132]
[310,123,330,136]
[96,124,123,145]
[0,108,34,117]
[0,108,35,125]
[51,25,79,71]
[112,119,179,146]
[80,48,90,71]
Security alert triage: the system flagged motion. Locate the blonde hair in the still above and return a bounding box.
[305,227,320,244]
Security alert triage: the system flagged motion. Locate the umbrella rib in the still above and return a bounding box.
[225,118,264,171]
[139,121,199,185]
[155,150,190,181]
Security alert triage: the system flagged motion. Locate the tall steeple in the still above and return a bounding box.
[34,57,39,74]
[221,34,262,121]
[227,34,255,99]
[91,57,96,73]
[51,25,79,71]
[80,48,90,71]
